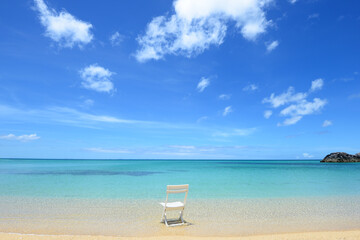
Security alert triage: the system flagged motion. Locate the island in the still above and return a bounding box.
[321,152,360,163]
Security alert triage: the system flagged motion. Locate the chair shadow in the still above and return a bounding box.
[163,218,194,227]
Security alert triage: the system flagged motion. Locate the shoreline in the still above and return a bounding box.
[2,230,360,240]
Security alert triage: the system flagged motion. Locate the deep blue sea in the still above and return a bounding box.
[0,159,359,199]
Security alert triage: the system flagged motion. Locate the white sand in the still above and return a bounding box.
[0,196,360,237]
[2,231,360,240]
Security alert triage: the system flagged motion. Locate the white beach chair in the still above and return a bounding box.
[160,184,189,227]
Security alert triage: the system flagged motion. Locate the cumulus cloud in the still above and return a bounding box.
[135,0,273,62]
[263,79,327,126]
[280,98,327,117]
[33,0,93,48]
[219,94,231,100]
[264,110,272,119]
[310,78,324,92]
[322,120,332,127]
[243,84,258,91]
[197,77,210,92]
[266,40,279,52]
[109,32,124,46]
[223,106,233,116]
[262,87,307,108]
[0,133,40,142]
[79,64,115,93]
[278,98,327,126]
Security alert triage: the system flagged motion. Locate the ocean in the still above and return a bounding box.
[1,159,360,199]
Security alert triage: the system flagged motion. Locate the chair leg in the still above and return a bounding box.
[161,209,165,223]
[179,210,184,224]
[164,212,169,227]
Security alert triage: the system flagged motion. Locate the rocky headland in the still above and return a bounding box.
[321,152,360,163]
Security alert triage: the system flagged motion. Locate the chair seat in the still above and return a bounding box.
[160,201,184,209]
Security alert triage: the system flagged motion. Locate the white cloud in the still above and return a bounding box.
[219,94,231,100]
[263,79,324,108]
[280,98,327,117]
[263,80,327,126]
[148,151,196,156]
[50,107,146,124]
[349,93,360,99]
[86,147,131,154]
[214,128,257,137]
[223,106,233,116]
[264,110,272,119]
[79,64,115,93]
[289,0,297,4]
[278,115,303,126]
[135,0,273,62]
[0,104,173,130]
[279,98,327,126]
[138,144,260,158]
[308,13,319,20]
[243,84,258,91]
[146,145,214,156]
[83,99,94,107]
[303,153,314,158]
[262,87,307,108]
[109,32,123,46]
[169,145,196,150]
[197,77,210,92]
[322,120,332,127]
[0,133,40,142]
[33,0,93,48]
[197,116,208,123]
[266,40,279,52]
[3,105,262,141]
[310,78,324,92]
[165,145,217,155]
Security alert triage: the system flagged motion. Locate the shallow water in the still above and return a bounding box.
[1,159,360,199]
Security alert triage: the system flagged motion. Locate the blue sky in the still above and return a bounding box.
[0,0,359,159]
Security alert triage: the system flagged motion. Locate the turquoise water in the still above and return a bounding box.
[0,159,360,199]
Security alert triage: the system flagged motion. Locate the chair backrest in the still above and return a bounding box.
[165,184,189,205]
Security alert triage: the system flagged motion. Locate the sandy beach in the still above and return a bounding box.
[1,196,360,239]
[2,231,360,240]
